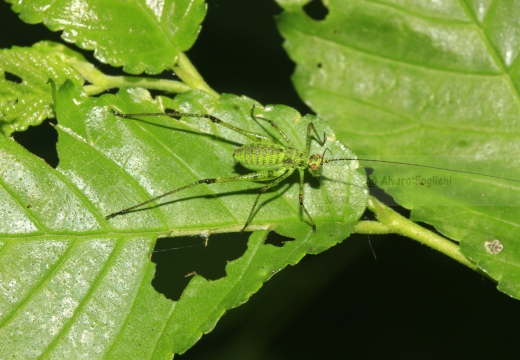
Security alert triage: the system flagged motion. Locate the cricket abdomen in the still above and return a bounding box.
[234,142,295,171]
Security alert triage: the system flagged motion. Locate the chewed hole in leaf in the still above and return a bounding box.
[4,71,23,84]
[265,231,294,247]
[303,0,329,20]
[12,120,58,168]
[152,233,249,300]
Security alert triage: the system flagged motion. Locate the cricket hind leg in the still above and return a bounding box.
[106,168,289,230]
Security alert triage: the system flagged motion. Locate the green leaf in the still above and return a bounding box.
[0,133,173,357]
[0,41,87,136]
[6,0,207,74]
[0,81,367,357]
[277,1,520,297]
[87,89,367,234]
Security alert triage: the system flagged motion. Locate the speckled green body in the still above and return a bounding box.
[233,142,306,173]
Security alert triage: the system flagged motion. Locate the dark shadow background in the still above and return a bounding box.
[2,1,519,359]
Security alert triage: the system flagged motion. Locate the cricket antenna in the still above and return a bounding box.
[323,158,520,183]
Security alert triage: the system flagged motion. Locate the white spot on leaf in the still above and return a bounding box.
[484,239,503,255]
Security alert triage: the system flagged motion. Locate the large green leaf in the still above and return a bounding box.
[6,0,207,74]
[0,81,367,357]
[277,0,520,297]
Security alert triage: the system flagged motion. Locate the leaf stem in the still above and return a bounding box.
[65,49,217,96]
[357,196,477,270]
[354,220,391,234]
[173,53,218,96]
[84,76,192,95]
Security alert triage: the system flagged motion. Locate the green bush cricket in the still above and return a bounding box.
[105,106,519,232]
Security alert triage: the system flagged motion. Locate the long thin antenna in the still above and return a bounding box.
[324,158,520,183]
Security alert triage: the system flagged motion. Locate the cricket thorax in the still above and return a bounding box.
[233,142,297,171]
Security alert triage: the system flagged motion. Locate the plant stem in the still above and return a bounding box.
[173,53,218,96]
[354,220,391,234]
[68,50,217,97]
[84,76,192,96]
[357,196,477,270]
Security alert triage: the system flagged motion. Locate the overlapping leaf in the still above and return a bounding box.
[6,0,207,74]
[277,0,520,297]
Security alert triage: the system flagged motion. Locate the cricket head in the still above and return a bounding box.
[308,153,324,177]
